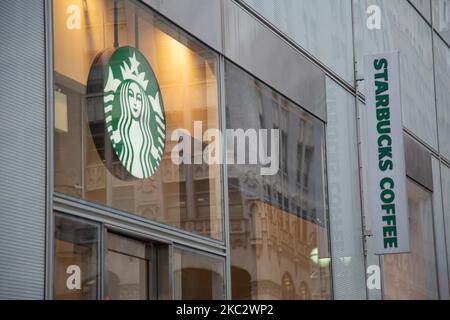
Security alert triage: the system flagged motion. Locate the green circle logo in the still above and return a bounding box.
[100,46,166,179]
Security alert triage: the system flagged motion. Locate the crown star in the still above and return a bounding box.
[129,52,140,74]
[120,52,148,90]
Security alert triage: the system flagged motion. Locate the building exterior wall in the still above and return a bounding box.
[0,0,449,300]
[0,1,47,299]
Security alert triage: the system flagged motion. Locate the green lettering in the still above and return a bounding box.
[375,70,389,81]
[382,204,396,215]
[377,120,391,134]
[384,237,398,249]
[383,226,397,238]
[381,189,395,204]
[374,58,388,70]
[382,215,397,226]
[380,177,394,190]
[378,135,392,148]
[379,159,393,171]
[375,82,389,95]
[378,147,393,161]
[376,93,389,106]
[376,108,390,121]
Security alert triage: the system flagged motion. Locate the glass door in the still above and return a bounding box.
[104,232,156,300]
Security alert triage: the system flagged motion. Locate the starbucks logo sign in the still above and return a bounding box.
[87,46,166,179]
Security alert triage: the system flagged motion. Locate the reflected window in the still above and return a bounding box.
[383,179,439,299]
[243,0,354,82]
[105,233,152,300]
[53,0,222,240]
[53,214,99,300]
[225,61,332,300]
[281,273,295,300]
[174,248,225,300]
[299,281,311,300]
[434,34,450,161]
[433,0,450,45]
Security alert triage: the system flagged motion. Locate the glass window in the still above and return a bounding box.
[439,164,450,289]
[353,0,437,149]
[433,0,450,45]
[106,250,149,300]
[53,0,222,240]
[225,62,332,300]
[433,34,450,161]
[173,248,225,299]
[383,179,438,300]
[53,214,99,300]
[105,233,152,300]
[243,0,354,83]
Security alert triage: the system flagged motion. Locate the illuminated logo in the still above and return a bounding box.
[87,46,166,179]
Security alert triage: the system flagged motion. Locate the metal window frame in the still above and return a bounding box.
[44,0,54,300]
[103,227,165,300]
[172,243,228,299]
[218,53,232,300]
[52,192,228,286]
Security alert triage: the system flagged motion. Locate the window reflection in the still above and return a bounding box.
[53,214,99,300]
[433,34,450,161]
[174,249,225,300]
[226,62,331,300]
[53,0,222,240]
[243,0,354,82]
[383,179,439,300]
[105,233,151,300]
[281,273,295,300]
[106,251,149,300]
[433,0,450,45]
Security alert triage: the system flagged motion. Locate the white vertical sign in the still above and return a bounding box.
[364,51,410,254]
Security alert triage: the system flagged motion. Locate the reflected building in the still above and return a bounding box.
[225,62,331,300]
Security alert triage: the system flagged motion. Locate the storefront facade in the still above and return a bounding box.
[1,0,450,300]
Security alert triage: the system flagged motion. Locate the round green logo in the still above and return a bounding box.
[101,46,166,179]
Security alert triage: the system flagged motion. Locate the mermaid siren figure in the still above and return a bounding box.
[101,48,166,179]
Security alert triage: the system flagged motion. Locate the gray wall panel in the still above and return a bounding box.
[404,134,433,191]
[222,0,326,120]
[141,0,222,52]
[409,0,431,22]
[0,0,46,299]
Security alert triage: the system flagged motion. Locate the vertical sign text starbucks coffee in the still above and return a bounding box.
[364,52,410,254]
